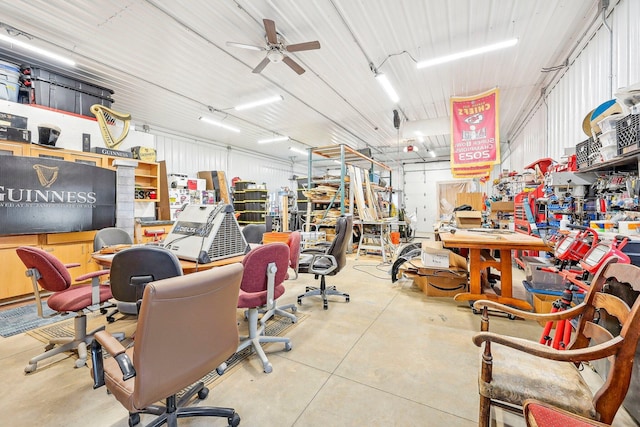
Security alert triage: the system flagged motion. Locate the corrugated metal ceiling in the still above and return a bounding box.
[0,0,599,166]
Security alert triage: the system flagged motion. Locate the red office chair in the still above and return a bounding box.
[286,230,301,280]
[16,246,116,373]
[236,243,292,373]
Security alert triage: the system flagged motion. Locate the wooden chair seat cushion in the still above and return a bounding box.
[479,343,596,419]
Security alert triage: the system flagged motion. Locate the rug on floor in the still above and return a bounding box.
[0,303,72,338]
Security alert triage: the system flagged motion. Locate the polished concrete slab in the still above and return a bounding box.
[0,253,637,426]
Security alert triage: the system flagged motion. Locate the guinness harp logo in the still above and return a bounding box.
[33,164,60,188]
[91,104,131,150]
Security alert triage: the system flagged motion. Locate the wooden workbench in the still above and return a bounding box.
[439,229,552,310]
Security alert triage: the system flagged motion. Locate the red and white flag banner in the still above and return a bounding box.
[450,88,500,173]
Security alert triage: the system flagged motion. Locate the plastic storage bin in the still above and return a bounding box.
[0,60,20,102]
[22,66,114,117]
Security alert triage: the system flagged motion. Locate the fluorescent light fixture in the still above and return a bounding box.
[198,116,241,133]
[375,73,399,103]
[258,135,289,144]
[289,146,307,155]
[416,38,518,69]
[429,149,436,158]
[0,34,76,66]
[234,95,283,111]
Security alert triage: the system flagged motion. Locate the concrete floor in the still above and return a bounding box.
[0,253,637,426]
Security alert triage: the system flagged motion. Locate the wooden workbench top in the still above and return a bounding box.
[439,229,552,251]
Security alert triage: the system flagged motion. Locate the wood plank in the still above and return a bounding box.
[157,160,171,220]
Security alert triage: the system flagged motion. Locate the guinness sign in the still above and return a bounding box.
[0,156,116,235]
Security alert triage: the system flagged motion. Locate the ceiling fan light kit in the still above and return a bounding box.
[227,18,321,75]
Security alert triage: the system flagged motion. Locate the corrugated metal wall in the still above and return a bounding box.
[153,132,303,192]
[509,0,640,170]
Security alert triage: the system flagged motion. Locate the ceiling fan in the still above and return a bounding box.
[226,18,321,75]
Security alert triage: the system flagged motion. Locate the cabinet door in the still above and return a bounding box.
[41,242,97,283]
[29,146,67,162]
[0,140,28,156]
[69,153,103,167]
[0,235,39,299]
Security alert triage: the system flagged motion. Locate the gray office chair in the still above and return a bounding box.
[93,227,133,251]
[242,223,266,244]
[106,246,183,323]
[297,215,352,309]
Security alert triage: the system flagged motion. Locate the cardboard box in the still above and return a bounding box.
[421,241,450,268]
[408,269,468,297]
[455,210,482,228]
[532,293,559,327]
[619,221,640,235]
[491,201,514,212]
[131,146,156,162]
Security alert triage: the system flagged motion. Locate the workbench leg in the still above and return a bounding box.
[469,249,483,294]
[499,249,513,299]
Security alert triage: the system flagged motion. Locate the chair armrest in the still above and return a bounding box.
[309,253,338,276]
[75,269,110,283]
[472,331,623,362]
[95,330,126,356]
[64,262,81,269]
[301,247,328,254]
[75,270,111,306]
[94,330,136,382]
[473,299,587,322]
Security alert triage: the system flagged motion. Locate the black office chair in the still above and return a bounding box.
[297,215,352,309]
[242,224,266,244]
[93,227,133,251]
[106,246,183,323]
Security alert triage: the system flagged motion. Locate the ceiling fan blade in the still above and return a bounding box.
[286,41,321,52]
[252,56,271,74]
[263,19,278,44]
[282,56,305,75]
[226,41,265,51]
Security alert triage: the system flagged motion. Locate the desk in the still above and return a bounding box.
[439,230,552,310]
[92,252,244,275]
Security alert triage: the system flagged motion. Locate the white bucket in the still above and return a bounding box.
[0,60,20,103]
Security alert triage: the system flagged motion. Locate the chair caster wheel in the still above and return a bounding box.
[107,317,115,324]
[128,413,140,427]
[216,362,227,375]
[100,308,107,314]
[45,343,55,351]
[75,359,87,369]
[285,342,292,351]
[24,363,37,373]
[345,297,350,303]
[263,363,273,374]
[228,413,241,427]
[323,302,328,310]
[197,387,209,399]
[291,306,297,312]
[297,298,302,305]
[507,313,516,320]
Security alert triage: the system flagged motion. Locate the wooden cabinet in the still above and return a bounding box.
[0,140,29,156]
[0,231,100,300]
[106,157,160,203]
[0,235,38,300]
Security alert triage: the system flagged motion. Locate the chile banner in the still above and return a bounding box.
[450,88,500,178]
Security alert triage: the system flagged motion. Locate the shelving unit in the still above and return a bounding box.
[305,144,392,231]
